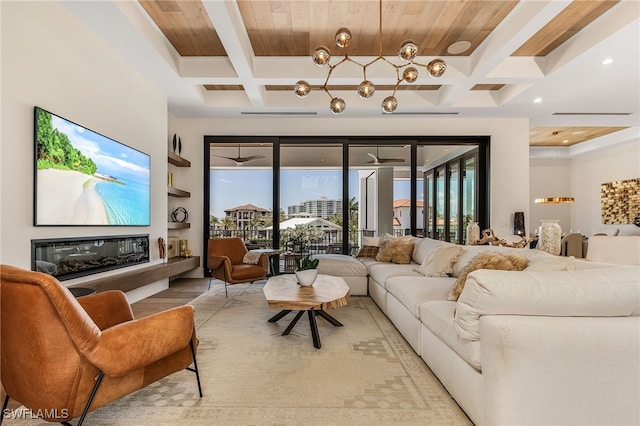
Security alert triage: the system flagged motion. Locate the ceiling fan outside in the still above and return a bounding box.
[366,146,405,164]
[213,145,265,165]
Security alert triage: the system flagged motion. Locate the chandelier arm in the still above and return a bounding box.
[380,56,401,69]
[378,0,383,57]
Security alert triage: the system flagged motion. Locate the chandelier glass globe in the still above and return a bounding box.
[312,46,331,67]
[426,58,446,78]
[330,97,346,114]
[398,41,418,61]
[382,96,398,113]
[293,80,311,98]
[358,80,375,99]
[335,28,352,48]
[402,67,418,83]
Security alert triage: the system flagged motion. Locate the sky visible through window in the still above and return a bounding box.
[210,169,420,218]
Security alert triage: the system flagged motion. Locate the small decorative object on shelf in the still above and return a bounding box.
[172,134,177,153]
[158,237,166,263]
[466,221,480,245]
[295,255,319,286]
[179,239,188,257]
[171,207,189,223]
[178,137,182,155]
[538,220,562,255]
[513,212,525,236]
[168,172,173,188]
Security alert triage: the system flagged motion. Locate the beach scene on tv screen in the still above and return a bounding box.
[36,108,150,225]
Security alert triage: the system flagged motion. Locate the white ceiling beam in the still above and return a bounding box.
[202,0,265,107]
[439,0,571,107]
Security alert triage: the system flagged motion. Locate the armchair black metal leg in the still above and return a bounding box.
[76,371,104,426]
[1,394,9,426]
[187,338,203,397]
[224,280,228,297]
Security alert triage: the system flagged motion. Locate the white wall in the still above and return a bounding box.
[530,158,573,233]
[170,115,530,268]
[1,2,168,300]
[571,140,640,236]
[529,139,640,236]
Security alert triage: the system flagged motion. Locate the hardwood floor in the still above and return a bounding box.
[131,277,210,317]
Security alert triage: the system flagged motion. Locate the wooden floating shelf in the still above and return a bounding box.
[168,222,190,229]
[69,256,200,294]
[168,187,190,197]
[168,151,190,167]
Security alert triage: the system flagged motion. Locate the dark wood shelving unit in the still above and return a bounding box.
[168,151,190,167]
[168,187,190,197]
[168,222,190,229]
[69,256,200,294]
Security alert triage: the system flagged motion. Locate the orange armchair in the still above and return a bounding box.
[207,237,268,296]
[0,265,202,426]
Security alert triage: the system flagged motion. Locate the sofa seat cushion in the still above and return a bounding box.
[386,276,455,316]
[455,267,640,341]
[420,301,481,371]
[367,262,422,290]
[314,254,368,277]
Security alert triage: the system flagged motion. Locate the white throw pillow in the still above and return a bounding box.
[412,237,452,265]
[362,236,382,247]
[419,245,463,277]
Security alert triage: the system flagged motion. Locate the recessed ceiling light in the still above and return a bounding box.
[562,140,569,144]
[534,97,542,103]
[602,58,613,65]
[447,40,472,55]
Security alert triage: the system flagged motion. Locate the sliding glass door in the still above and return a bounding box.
[422,149,479,244]
[203,137,488,266]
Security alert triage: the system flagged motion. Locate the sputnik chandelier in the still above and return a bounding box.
[293,0,446,114]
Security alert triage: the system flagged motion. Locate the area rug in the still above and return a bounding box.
[7,282,471,425]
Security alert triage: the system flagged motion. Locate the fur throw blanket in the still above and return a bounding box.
[448,252,528,301]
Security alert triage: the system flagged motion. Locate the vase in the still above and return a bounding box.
[295,269,317,286]
[538,220,562,255]
[466,221,480,245]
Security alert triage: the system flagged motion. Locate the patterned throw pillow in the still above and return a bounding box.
[356,245,380,258]
[448,252,528,301]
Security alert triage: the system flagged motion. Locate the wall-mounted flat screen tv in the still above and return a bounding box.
[34,107,150,226]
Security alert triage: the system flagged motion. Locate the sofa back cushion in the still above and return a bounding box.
[454,267,640,341]
[586,236,640,265]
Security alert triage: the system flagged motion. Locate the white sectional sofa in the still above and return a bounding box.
[359,237,640,426]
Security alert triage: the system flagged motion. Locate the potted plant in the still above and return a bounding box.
[295,254,319,286]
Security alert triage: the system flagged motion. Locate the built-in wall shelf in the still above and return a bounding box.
[168,152,190,167]
[168,222,190,229]
[168,187,190,197]
[69,256,200,294]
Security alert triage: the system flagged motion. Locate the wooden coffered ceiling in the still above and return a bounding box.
[129,0,638,148]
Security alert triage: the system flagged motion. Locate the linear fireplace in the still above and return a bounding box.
[31,234,149,281]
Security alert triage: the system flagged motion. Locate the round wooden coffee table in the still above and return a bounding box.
[263,274,350,349]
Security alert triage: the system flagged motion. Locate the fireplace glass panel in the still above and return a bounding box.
[31,234,149,281]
